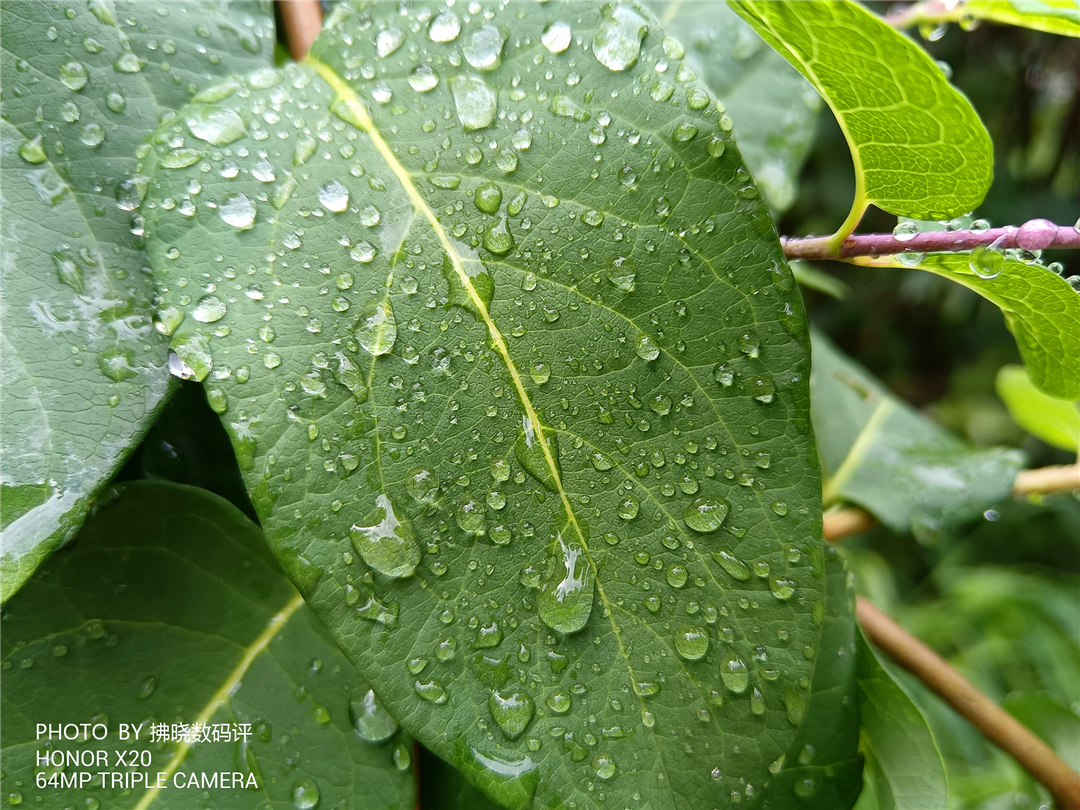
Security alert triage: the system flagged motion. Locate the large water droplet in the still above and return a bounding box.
[592,754,617,780]
[489,690,534,740]
[414,679,448,704]
[350,688,398,742]
[593,7,647,72]
[542,20,572,54]
[892,221,920,242]
[428,11,460,42]
[291,778,320,810]
[219,192,256,228]
[79,123,105,148]
[968,246,1004,279]
[719,653,749,693]
[317,180,350,213]
[538,534,594,634]
[605,255,637,291]
[712,550,750,581]
[114,51,144,73]
[483,215,514,255]
[97,347,137,382]
[409,64,439,93]
[350,494,420,578]
[19,135,47,164]
[59,60,88,91]
[634,334,660,361]
[1016,218,1056,251]
[185,108,246,145]
[464,24,505,70]
[192,295,226,323]
[376,27,405,57]
[355,299,396,356]
[674,625,709,661]
[452,76,497,132]
[405,467,439,504]
[513,422,559,492]
[684,497,729,532]
[169,332,212,381]
[475,182,503,214]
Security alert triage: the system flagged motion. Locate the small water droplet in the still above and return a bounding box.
[605,255,636,291]
[635,334,659,361]
[463,24,505,70]
[892,221,920,242]
[18,135,47,164]
[592,754,617,780]
[489,690,534,740]
[969,245,1004,279]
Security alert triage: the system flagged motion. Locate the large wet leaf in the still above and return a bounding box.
[0,481,416,810]
[729,0,992,241]
[646,1,821,212]
[853,630,948,810]
[996,365,1080,451]
[856,253,1080,400]
[144,2,830,808]
[0,0,275,603]
[811,330,1025,536]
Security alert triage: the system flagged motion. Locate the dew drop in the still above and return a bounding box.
[185,108,246,146]
[429,11,461,42]
[542,21,572,54]
[968,245,1004,279]
[405,467,439,504]
[291,778,320,810]
[59,60,88,91]
[538,535,594,634]
[592,754,616,781]
[317,180,350,213]
[616,495,639,520]
[711,550,750,581]
[593,7,647,71]
[489,690,534,740]
[452,76,497,132]
[355,299,396,356]
[605,255,636,291]
[376,27,405,57]
[463,24,505,70]
[719,653,749,693]
[635,334,660,361]
[192,295,227,323]
[350,689,398,742]
[18,135,47,164]
[684,497,729,533]
[350,494,420,578]
[674,625,709,661]
[892,220,920,242]
[219,192,256,228]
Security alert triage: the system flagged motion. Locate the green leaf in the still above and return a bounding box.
[854,630,949,810]
[0,481,416,810]
[647,0,821,212]
[144,3,831,808]
[790,261,850,300]
[767,546,863,807]
[728,0,993,243]
[900,0,1080,38]
[420,746,506,810]
[997,364,1080,451]
[811,329,1026,536]
[0,0,276,603]
[858,253,1080,400]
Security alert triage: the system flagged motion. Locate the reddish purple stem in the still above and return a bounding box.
[782,221,1080,262]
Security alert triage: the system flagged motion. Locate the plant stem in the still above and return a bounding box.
[884,0,962,31]
[823,464,1080,541]
[856,597,1080,810]
[279,0,323,61]
[783,223,1080,262]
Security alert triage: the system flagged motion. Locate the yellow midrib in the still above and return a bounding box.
[132,591,305,810]
[305,56,589,550]
[822,398,895,504]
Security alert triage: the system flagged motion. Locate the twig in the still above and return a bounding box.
[279,0,323,61]
[783,221,1080,262]
[823,464,1080,541]
[856,597,1080,810]
[884,0,958,30]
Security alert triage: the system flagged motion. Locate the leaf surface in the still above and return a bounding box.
[647,0,821,212]
[853,630,949,810]
[144,3,830,808]
[996,365,1080,451]
[0,481,416,810]
[857,253,1080,400]
[0,0,275,602]
[902,0,1080,38]
[811,330,1025,536]
[728,0,992,239]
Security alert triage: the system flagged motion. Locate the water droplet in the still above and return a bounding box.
[672,122,698,142]
[318,180,350,213]
[219,192,256,228]
[429,11,460,42]
[635,334,659,361]
[592,754,617,780]
[750,687,766,715]
[169,332,212,381]
[719,653,749,693]
[355,299,396,356]
[490,690,534,740]
[794,778,817,798]
[192,295,226,323]
[414,679,448,704]
[475,182,503,214]
[684,497,729,533]
[666,564,688,588]
[892,221,920,242]
[376,27,405,57]
[185,108,246,145]
[674,625,709,661]
[605,255,636,291]
[59,60,88,91]
[529,361,550,385]
[291,778,320,810]
[350,494,420,578]
[114,51,145,73]
[1016,218,1057,251]
[18,135,47,164]
[593,7,647,71]
[79,123,105,148]
[455,497,486,534]
[452,76,497,132]
[711,550,750,581]
[407,64,439,93]
[463,25,505,70]
[969,245,1004,279]
[483,215,514,255]
[770,578,796,600]
[616,495,639,520]
[350,688,398,742]
[538,535,594,634]
[97,347,137,382]
[542,21,572,54]
[405,467,439,504]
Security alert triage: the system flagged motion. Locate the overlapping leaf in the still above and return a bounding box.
[996,365,1080,451]
[0,481,416,810]
[144,2,831,808]
[811,330,1026,536]
[647,1,821,212]
[857,253,1080,400]
[729,0,992,241]
[0,0,275,603]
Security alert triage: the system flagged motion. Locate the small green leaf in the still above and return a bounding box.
[145,3,830,808]
[790,261,850,300]
[0,0,275,603]
[729,0,993,242]
[996,365,1080,451]
[858,253,1080,400]
[855,629,949,810]
[0,481,416,810]
[900,0,1080,38]
[648,0,821,212]
[812,329,1026,536]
